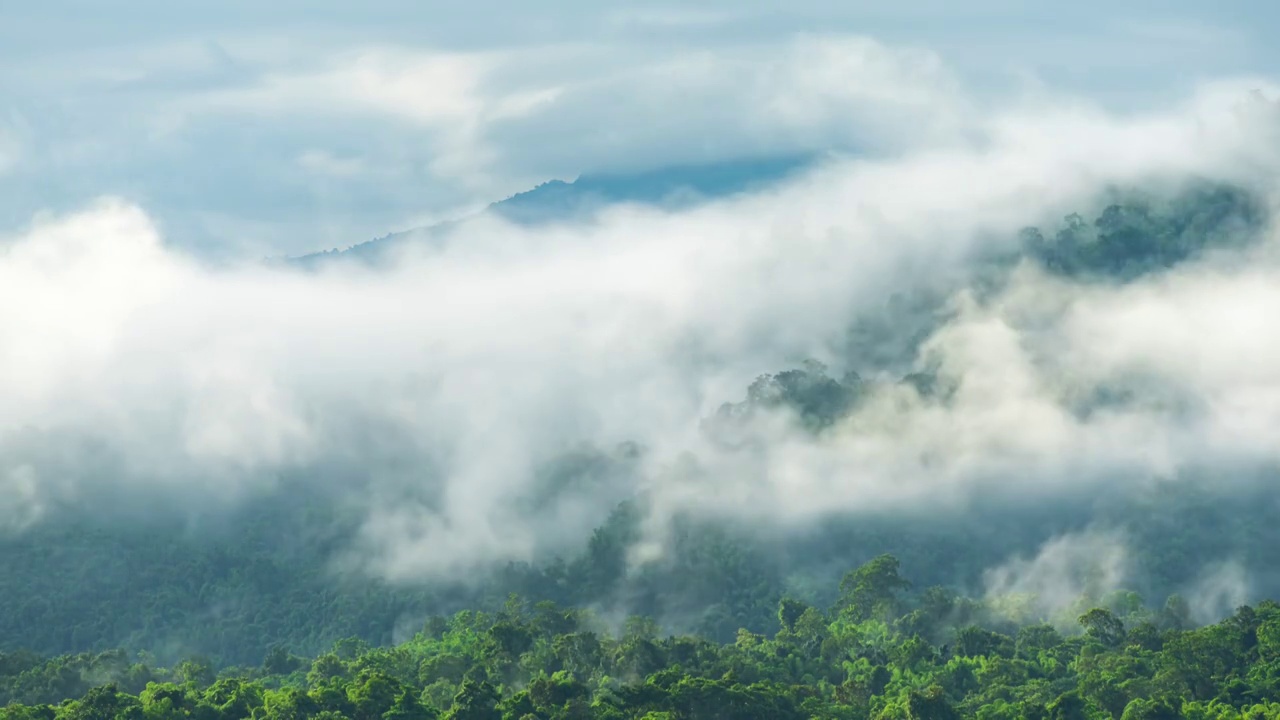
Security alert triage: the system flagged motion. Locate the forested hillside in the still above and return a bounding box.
[12,0,1280,715]
[0,178,1274,720]
[5,556,1280,719]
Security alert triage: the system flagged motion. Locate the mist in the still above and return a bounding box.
[4,46,1280,662]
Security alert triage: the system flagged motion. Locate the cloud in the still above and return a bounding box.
[2,71,1280,587]
[0,31,980,258]
[982,530,1130,625]
[11,0,1278,260]
[192,47,496,126]
[1185,560,1251,624]
[174,35,970,206]
[476,35,971,177]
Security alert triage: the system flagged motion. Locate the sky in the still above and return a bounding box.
[1,1,1278,257]
[4,2,1280,606]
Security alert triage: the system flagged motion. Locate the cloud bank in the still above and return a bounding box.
[3,56,1280,604]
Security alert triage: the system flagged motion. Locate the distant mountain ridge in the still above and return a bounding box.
[287,154,815,267]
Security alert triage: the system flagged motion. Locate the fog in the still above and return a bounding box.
[2,50,1280,631]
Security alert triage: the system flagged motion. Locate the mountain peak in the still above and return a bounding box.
[286,154,815,267]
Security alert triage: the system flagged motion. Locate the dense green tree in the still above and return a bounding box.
[441,680,498,720]
[837,554,912,622]
[1079,609,1127,648]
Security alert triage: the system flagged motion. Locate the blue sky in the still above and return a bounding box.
[1,1,1277,257]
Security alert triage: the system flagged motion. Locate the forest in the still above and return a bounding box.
[2,178,1278,719]
[4,556,1280,719]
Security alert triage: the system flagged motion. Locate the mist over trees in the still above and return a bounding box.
[8,3,1280,716]
[0,179,1273,687]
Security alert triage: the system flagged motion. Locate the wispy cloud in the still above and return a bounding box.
[1186,560,1252,624]
[984,530,1130,626]
[5,1,1279,258]
[5,3,1280,599]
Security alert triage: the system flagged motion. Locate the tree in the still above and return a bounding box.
[174,658,216,688]
[262,687,321,720]
[442,680,499,720]
[1045,691,1090,720]
[263,645,303,676]
[384,688,437,720]
[777,598,809,633]
[905,685,959,720]
[485,622,533,660]
[309,654,351,686]
[59,685,142,720]
[1079,609,1126,648]
[952,626,1012,659]
[837,555,911,621]
[347,672,401,720]
[1120,698,1181,720]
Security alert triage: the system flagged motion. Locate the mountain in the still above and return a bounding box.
[287,154,815,267]
[0,178,1268,670]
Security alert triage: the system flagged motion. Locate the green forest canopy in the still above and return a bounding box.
[5,556,1280,719]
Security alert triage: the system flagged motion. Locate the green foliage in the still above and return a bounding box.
[1078,609,1127,648]
[1022,179,1266,280]
[3,559,1280,719]
[836,554,912,622]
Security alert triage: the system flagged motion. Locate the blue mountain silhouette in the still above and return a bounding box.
[289,154,814,267]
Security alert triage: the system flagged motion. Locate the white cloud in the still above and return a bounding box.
[0,31,982,256]
[196,47,495,125]
[983,530,1130,625]
[5,0,1280,258]
[2,76,1279,583]
[175,35,969,202]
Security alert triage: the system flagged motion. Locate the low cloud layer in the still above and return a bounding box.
[3,62,1280,600]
